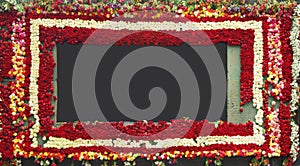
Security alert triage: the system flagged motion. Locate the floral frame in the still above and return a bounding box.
[5,7,299,165]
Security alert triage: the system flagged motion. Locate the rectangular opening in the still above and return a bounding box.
[55,43,229,122]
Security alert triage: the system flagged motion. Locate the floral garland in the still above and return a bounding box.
[16,15,266,158]
[264,17,282,157]
[12,11,278,163]
[0,2,298,166]
[10,14,27,137]
[1,0,297,19]
[0,11,19,164]
[289,4,300,162]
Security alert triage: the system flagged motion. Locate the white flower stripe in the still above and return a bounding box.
[44,131,264,149]
[289,4,300,162]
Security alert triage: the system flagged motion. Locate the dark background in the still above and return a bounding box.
[56,42,228,123]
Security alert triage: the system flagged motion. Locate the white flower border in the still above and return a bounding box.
[289,4,300,162]
[44,131,264,149]
[29,19,266,150]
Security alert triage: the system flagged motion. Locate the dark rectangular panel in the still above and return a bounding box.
[56,43,228,122]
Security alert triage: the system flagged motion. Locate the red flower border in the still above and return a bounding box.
[0,12,18,161]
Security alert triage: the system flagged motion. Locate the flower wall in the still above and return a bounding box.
[0,1,300,166]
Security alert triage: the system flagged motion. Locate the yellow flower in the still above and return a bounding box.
[113,155,118,160]
[269,114,273,119]
[13,139,20,143]
[18,107,24,112]
[68,154,74,158]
